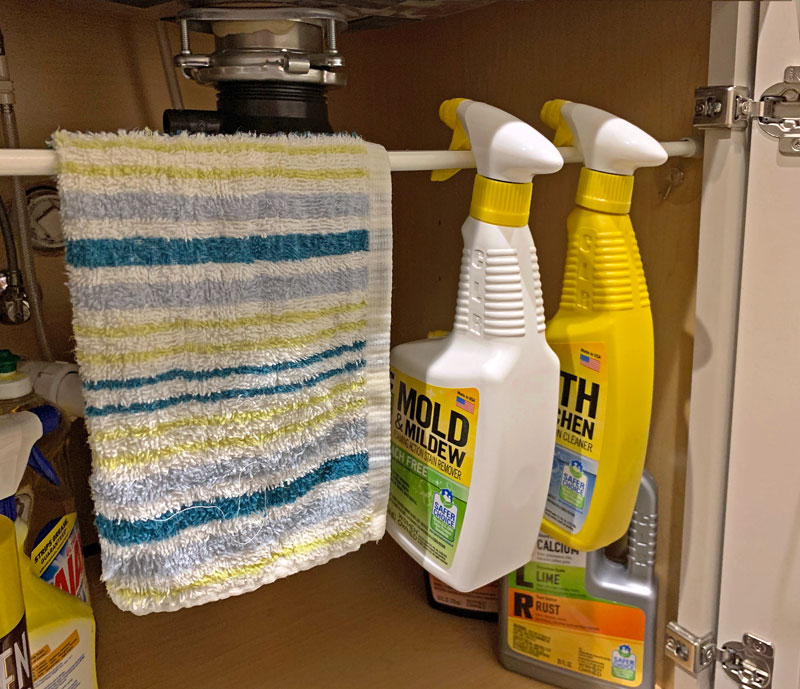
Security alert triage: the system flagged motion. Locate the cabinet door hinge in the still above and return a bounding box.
[693,66,800,155]
[665,622,775,688]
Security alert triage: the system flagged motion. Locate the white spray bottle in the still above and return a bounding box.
[387,99,563,592]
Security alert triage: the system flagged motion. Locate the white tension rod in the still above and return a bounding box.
[0,139,700,176]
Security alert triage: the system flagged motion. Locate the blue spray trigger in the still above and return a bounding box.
[29,405,60,436]
[28,445,61,487]
[0,496,16,521]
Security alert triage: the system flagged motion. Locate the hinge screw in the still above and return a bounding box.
[791,139,800,151]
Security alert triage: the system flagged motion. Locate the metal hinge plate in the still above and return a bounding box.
[694,85,753,130]
[665,623,775,689]
[665,621,716,675]
[693,66,800,155]
[720,634,775,689]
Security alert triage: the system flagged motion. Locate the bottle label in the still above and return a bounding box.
[31,513,89,604]
[544,343,607,535]
[388,369,478,568]
[506,534,645,687]
[1,615,34,689]
[30,625,95,689]
[429,573,499,613]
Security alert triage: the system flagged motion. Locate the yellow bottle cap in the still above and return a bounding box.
[469,174,532,227]
[575,168,634,214]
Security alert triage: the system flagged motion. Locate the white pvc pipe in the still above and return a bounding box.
[0,138,702,176]
[0,149,62,176]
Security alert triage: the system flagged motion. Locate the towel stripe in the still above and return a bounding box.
[70,266,367,313]
[82,340,366,391]
[60,161,369,181]
[52,132,366,156]
[101,486,373,584]
[108,517,372,607]
[60,191,369,223]
[89,376,366,469]
[95,452,369,546]
[74,300,366,339]
[92,377,365,443]
[77,319,366,366]
[66,229,368,269]
[86,358,365,418]
[94,397,367,469]
[90,417,367,514]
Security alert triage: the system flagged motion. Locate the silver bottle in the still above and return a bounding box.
[499,471,658,689]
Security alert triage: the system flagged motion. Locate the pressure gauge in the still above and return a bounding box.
[27,184,64,252]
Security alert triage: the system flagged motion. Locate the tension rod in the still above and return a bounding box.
[0,139,701,176]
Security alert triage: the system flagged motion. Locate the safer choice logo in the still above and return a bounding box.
[559,459,588,509]
[611,644,637,681]
[430,488,458,542]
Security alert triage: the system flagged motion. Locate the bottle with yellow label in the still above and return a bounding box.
[0,401,97,689]
[538,100,666,551]
[386,99,563,592]
[500,471,658,688]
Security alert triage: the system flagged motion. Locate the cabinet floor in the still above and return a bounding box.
[89,536,553,688]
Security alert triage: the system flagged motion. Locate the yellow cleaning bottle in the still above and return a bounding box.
[0,515,31,689]
[15,518,97,689]
[387,99,563,592]
[0,408,97,689]
[539,99,666,551]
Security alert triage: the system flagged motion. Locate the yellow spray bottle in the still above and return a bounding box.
[0,408,97,689]
[539,99,666,551]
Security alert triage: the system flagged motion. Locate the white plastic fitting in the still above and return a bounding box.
[20,361,84,419]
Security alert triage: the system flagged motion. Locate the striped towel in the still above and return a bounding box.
[53,130,392,614]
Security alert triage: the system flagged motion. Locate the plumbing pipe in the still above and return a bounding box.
[0,23,53,360]
[19,360,84,419]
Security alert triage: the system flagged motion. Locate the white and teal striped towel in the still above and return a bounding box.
[54,130,392,614]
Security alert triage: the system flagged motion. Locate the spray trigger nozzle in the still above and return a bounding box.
[538,98,666,176]
[431,98,470,182]
[540,99,575,147]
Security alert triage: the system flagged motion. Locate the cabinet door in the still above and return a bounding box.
[715,1,800,687]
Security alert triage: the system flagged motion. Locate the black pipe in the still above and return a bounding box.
[164,82,333,136]
[0,29,18,278]
[163,109,223,135]
[216,81,332,135]
[0,194,20,280]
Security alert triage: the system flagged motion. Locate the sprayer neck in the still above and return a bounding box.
[469,174,532,228]
[576,167,634,214]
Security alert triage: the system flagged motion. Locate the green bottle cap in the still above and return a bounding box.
[0,349,20,374]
